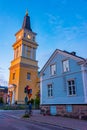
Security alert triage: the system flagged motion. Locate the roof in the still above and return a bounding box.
[0,86,8,89]
[40,49,86,74]
[0,86,8,93]
[22,12,32,31]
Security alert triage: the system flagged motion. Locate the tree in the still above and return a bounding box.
[35,90,40,109]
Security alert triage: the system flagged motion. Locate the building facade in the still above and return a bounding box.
[8,11,39,104]
[0,86,8,104]
[40,49,87,117]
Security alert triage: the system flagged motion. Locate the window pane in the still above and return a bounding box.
[69,87,71,91]
[68,81,71,85]
[50,64,56,75]
[48,84,53,97]
[68,80,76,96]
[73,86,76,94]
[51,89,53,96]
[27,73,31,80]
[72,80,74,85]
[63,60,69,72]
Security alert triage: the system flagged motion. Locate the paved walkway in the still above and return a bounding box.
[28,111,87,130]
[2,110,87,130]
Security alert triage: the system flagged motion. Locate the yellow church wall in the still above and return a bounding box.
[9,64,20,101]
[11,58,21,66]
[9,56,39,104]
[9,64,39,103]
[13,39,22,49]
[15,29,24,42]
[11,57,38,68]
[21,57,38,66]
[17,66,39,103]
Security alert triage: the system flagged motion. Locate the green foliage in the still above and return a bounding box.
[30,98,34,104]
[22,114,30,118]
[0,104,26,110]
[35,90,40,99]
[35,90,40,107]
[0,97,4,104]
[33,90,40,109]
[35,98,40,105]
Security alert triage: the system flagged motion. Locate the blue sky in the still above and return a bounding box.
[0,0,87,85]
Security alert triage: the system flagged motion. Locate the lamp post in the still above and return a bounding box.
[24,85,32,113]
[34,95,36,109]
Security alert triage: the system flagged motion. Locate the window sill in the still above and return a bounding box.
[47,96,54,99]
[67,94,76,97]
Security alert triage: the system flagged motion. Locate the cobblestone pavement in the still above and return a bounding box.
[1,110,87,130]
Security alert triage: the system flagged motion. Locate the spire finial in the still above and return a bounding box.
[22,10,32,31]
[26,9,28,16]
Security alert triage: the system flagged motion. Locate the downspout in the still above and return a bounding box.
[40,75,42,105]
[81,64,87,103]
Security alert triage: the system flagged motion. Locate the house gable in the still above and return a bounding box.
[40,49,85,75]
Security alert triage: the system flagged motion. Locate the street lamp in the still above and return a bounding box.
[34,95,36,109]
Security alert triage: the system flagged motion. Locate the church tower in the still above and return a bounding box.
[8,11,39,104]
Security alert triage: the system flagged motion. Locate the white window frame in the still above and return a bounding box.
[67,79,76,96]
[50,64,56,76]
[48,84,53,97]
[63,59,69,72]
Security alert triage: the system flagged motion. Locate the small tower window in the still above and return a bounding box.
[27,73,31,80]
[24,33,26,37]
[33,36,35,41]
[13,73,15,80]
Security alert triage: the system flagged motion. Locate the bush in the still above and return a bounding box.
[0,104,26,110]
[22,114,30,118]
[0,97,3,104]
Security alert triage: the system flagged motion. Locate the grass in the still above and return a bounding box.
[0,104,25,110]
[22,114,30,118]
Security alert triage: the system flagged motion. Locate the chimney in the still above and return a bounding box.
[71,51,76,56]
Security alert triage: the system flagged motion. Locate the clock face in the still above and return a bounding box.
[27,34,31,39]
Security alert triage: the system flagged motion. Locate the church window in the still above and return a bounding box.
[33,36,35,41]
[13,73,15,80]
[27,73,31,80]
[27,46,31,58]
[24,33,26,37]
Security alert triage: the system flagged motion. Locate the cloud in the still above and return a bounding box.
[0,67,3,70]
[37,50,53,70]
[46,14,59,25]
[0,67,4,73]
[0,68,8,86]
[46,13,63,27]
[0,78,8,86]
[46,12,87,43]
